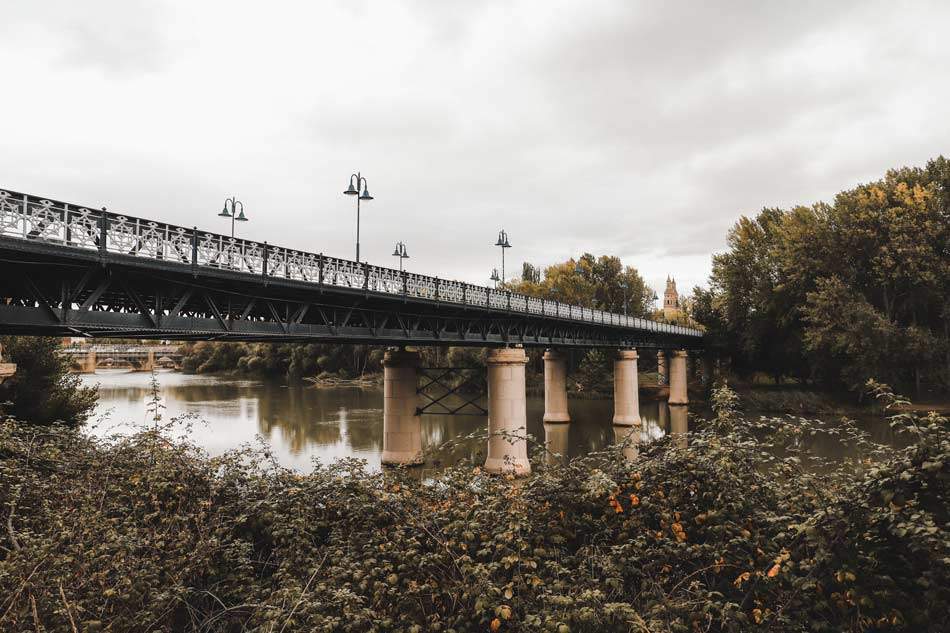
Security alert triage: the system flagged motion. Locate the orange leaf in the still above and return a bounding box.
[629,494,640,506]
[490,617,501,632]
[768,563,781,577]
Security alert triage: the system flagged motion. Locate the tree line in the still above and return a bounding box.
[692,156,950,396]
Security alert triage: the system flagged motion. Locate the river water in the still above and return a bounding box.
[80,369,684,472]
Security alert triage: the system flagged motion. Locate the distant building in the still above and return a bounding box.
[663,276,682,321]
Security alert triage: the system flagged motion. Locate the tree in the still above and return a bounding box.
[0,336,98,426]
[507,253,653,317]
[695,156,950,394]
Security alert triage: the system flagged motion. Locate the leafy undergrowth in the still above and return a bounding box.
[0,383,947,632]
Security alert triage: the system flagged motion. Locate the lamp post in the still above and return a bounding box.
[344,172,373,263]
[494,229,511,284]
[621,279,629,317]
[392,241,409,271]
[490,268,500,289]
[652,291,659,313]
[218,196,248,238]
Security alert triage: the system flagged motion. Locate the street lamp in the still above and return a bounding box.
[344,172,373,263]
[652,291,659,313]
[218,196,248,238]
[490,268,500,289]
[494,229,511,284]
[620,279,629,316]
[392,241,409,271]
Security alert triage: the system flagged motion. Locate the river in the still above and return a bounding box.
[80,369,680,471]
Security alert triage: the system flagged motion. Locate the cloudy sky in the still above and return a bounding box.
[2,1,949,295]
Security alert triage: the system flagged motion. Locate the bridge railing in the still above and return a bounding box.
[0,188,703,338]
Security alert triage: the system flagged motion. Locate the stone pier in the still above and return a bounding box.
[542,349,570,423]
[83,349,97,374]
[669,350,689,406]
[381,348,423,465]
[612,349,641,427]
[135,350,156,373]
[484,347,530,476]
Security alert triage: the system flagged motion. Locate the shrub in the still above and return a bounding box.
[0,336,98,426]
[0,383,945,631]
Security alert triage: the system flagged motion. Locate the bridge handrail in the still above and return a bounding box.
[0,188,704,338]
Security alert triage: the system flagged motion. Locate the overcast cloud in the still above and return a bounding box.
[2,0,949,294]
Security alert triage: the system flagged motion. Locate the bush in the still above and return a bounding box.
[0,336,97,426]
[0,383,946,631]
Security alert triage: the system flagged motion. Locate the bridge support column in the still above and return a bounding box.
[146,350,155,372]
[669,350,689,406]
[381,348,423,466]
[656,350,667,385]
[484,347,530,476]
[613,349,641,427]
[542,349,570,423]
[84,350,97,374]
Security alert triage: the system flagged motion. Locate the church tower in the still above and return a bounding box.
[663,276,681,320]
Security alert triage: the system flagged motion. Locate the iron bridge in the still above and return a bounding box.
[0,188,704,350]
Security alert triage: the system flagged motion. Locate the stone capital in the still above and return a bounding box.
[616,349,638,361]
[487,347,528,366]
[382,348,420,368]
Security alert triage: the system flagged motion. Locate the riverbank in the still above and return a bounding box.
[1,385,945,632]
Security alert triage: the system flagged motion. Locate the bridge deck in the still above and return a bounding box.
[0,188,703,349]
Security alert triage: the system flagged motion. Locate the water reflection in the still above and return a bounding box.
[612,425,640,462]
[82,370,679,472]
[543,423,570,466]
[669,405,689,448]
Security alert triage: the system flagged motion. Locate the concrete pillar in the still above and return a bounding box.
[612,349,641,427]
[669,350,689,406]
[543,422,569,467]
[613,425,639,463]
[381,348,423,466]
[542,349,570,423]
[484,347,530,476]
[146,349,155,371]
[85,350,97,374]
[670,404,688,449]
[656,350,667,385]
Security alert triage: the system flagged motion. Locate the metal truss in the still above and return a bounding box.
[0,188,704,345]
[416,367,488,416]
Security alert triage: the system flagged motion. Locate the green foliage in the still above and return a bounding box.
[0,336,98,427]
[2,384,945,631]
[507,253,653,317]
[698,157,950,394]
[179,341,386,382]
[574,349,612,395]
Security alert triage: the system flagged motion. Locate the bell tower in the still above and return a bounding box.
[663,276,680,320]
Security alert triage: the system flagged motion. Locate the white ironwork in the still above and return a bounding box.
[0,188,703,337]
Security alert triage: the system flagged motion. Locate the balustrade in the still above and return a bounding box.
[0,188,704,337]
